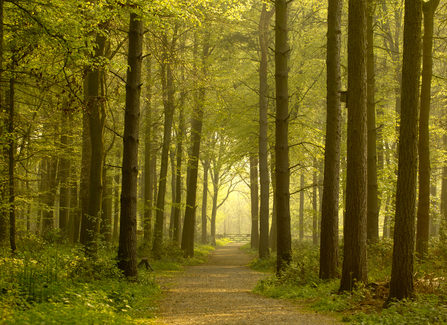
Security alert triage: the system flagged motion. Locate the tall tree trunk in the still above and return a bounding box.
[118,12,143,279]
[249,155,259,249]
[312,160,318,245]
[259,2,274,260]
[299,174,305,241]
[201,159,210,244]
[101,170,112,242]
[386,0,422,304]
[113,149,120,242]
[143,50,153,243]
[366,0,379,242]
[8,63,16,252]
[269,151,277,251]
[59,111,70,238]
[319,0,342,280]
[181,32,209,257]
[169,149,176,239]
[173,93,185,244]
[79,102,91,244]
[339,0,368,292]
[84,33,106,256]
[210,166,219,245]
[152,31,177,259]
[275,0,291,274]
[416,0,439,260]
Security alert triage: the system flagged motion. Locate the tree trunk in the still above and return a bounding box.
[259,2,274,260]
[312,160,318,245]
[366,0,379,242]
[181,32,209,257]
[416,0,439,260]
[201,159,210,244]
[339,0,368,292]
[152,32,176,259]
[386,0,422,304]
[169,149,176,239]
[113,149,120,242]
[174,99,185,244]
[118,12,143,279]
[8,65,16,252]
[143,50,153,243]
[249,155,259,249]
[299,174,305,241]
[59,111,70,238]
[269,150,277,251]
[275,0,291,274]
[101,170,112,242]
[79,101,91,245]
[319,0,342,280]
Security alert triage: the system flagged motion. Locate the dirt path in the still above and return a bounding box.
[155,243,340,324]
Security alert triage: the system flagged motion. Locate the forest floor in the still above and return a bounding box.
[153,243,341,324]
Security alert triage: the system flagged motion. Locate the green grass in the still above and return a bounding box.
[0,234,215,324]
[251,238,447,324]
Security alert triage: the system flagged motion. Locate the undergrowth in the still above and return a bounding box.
[0,233,215,324]
[252,238,447,324]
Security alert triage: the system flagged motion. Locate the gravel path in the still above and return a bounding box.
[155,243,340,324]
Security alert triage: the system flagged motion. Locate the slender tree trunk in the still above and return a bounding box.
[275,0,291,274]
[269,150,277,251]
[0,0,5,243]
[319,0,342,280]
[201,159,210,244]
[386,0,422,304]
[144,51,153,243]
[169,149,176,238]
[173,95,185,244]
[118,12,143,279]
[152,32,177,259]
[113,150,120,242]
[210,167,219,245]
[312,160,318,245]
[181,32,209,257]
[79,102,91,244]
[299,174,305,241]
[339,0,368,292]
[101,170,112,242]
[250,155,259,249]
[59,111,70,238]
[259,2,274,260]
[8,64,16,252]
[416,0,439,260]
[366,0,379,242]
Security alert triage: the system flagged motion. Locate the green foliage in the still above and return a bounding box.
[0,237,161,324]
[253,238,447,324]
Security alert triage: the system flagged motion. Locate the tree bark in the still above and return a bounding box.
[299,174,305,241]
[319,0,342,280]
[59,110,70,238]
[174,98,186,244]
[249,155,259,249]
[8,64,16,252]
[275,0,291,274]
[118,12,143,279]
[386,0,422,304]
[152,31,177,259]
[181,32,209,257]
[366,0,379,242]
[339,0,368,292]
[201,159,210,244]
[259,2,274,260]
[416,0,439,260]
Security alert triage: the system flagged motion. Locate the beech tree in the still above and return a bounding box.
[118,10,143,279]
[386,0,422,304]
[339,0,368,292]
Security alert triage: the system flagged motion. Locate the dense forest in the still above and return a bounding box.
[1,0,447,323]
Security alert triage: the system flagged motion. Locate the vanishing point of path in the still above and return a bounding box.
[155,243,340,324]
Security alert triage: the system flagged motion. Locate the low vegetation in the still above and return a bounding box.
[252,238,447,324]
[0,234,215,324]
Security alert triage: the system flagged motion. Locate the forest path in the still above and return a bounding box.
[154,243,340,324]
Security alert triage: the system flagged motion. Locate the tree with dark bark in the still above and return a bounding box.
[152,30,177,259]
[416,0,439,260]
[339,0,368,292]
[366,0,379,242]
[259,2,274,260]
[386,0,422,304]
[275,0,291,275]
[182,32,209,258]
[319,0,342,280]
[117,12,143,279]
[249,155,259,249]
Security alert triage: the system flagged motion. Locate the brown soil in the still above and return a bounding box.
[154,243,340,324]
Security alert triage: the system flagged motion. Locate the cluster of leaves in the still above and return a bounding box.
[252,238,447,324]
